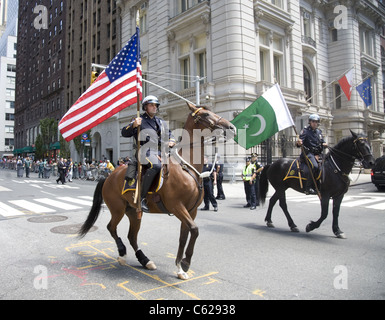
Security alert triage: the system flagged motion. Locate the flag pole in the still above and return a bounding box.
[134,17,142,216]
[305,65,355,103]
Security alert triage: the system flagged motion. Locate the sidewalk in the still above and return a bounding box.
[221,170,372,200]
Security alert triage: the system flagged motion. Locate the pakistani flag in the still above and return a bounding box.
[231,84,294,149]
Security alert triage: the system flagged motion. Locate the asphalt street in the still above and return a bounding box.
[0,168,384,302]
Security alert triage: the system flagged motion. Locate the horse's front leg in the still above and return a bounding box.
[306,196,329,233]
[126,208,157,270]
[332,194,346,239]
[175,209,199,280]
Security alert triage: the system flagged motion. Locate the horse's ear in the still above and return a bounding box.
[187,102,197,112]
[350,129,358,139]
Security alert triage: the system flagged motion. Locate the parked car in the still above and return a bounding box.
[371,155,385,191]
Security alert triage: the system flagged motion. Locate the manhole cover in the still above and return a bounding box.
[50,223,98,235]
[28,215,68,223]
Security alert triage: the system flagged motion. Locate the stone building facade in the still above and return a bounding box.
[109,0,385,168]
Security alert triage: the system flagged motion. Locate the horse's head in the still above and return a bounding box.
[187,103,236,138]
[350,130,375,169]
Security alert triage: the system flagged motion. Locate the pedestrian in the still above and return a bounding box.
[66,158,73,182]
[201,156,218,212]
[250,153,263,207]
[44,159,51,178]
[106,160,115,173]
[56,157,66,184]
[215,156,225,200]
[242,157,252,208]
[38,159,44,178]
[245,154,257,210]
[16,158,23,177]
[24,157,32,178]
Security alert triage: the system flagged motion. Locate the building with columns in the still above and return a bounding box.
[103,0,384,169]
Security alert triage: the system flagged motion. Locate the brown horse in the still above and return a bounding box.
[78,103,236,279]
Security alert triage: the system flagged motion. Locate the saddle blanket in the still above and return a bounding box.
[121,171,163,195]
[283,158,321,182]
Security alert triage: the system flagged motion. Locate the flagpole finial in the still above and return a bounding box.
[136,10,140,27]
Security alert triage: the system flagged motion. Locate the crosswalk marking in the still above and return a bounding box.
[366,202,385,210]
[0,202,25,217]
[286,194,385,211]
[34,198,82,210]
[0,186,11,192]
[9,200,56,213]
[58,197,93,206]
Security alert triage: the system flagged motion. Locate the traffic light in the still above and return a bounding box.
[91,71,99,85]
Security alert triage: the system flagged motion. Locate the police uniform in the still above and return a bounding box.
[299,125,325,172]
[215,159,225,200]
[121,110,175,212]
[299,125,325,194]
[122,112,175,169]
[201,162,218,211]
[243,159,257,209]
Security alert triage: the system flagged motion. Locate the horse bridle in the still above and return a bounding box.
[352,137,372,162]
[191,107,224,131]
[329,137,371,162]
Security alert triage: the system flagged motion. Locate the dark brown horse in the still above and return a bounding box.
[259,131,375,238]
[78,103,236,279]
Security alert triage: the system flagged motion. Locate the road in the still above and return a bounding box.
[0,168,384,302]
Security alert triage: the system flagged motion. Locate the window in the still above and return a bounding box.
[360,28,373,56]
[274,55,282,84]
[5,113,15,121]
[259,50,268,81]
[303,66,312,103]
[181,58,190,89]
[5,126,14,133]
[197,52,206,84]
[5,138,14,146]
[335,84,341,109]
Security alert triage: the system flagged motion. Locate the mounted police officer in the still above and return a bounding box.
[296,114,327,195]
[122,95,176,212]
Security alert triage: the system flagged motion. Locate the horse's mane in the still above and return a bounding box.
[333,133,365,150]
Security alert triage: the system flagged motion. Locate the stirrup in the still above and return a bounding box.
[141,198,149,213]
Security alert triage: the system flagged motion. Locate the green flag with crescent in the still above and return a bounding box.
[231,84,295,149]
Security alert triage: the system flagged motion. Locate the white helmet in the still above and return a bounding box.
[142,95,160,111]
[309,114,320,123]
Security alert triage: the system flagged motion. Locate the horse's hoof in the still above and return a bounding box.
[177,271,189,280]
[117,255,129,266]
[306,223,312,233]
[291,226,300,233]
[145,261,157,270]
[335,232,346,239]
[266,222,275,228]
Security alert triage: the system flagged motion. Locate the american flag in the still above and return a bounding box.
[59,27,142,142]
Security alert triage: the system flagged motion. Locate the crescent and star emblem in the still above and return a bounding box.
[250,115,266,137]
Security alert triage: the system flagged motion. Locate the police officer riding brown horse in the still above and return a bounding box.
[78,100,236,280]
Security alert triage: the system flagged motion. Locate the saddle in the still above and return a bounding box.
[122,166,164,195]
[283,157,322,182]
[121,165,171,215]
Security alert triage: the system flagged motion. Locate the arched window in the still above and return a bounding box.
[303,66,312,103]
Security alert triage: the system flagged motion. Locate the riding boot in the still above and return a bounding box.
[140,168,158,213]
[305,171,316,195]
[124,161,137,184]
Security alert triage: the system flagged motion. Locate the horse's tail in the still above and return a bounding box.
[78,176,106,238]
[259,165,270,205]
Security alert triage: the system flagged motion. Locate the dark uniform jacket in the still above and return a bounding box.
[121,112,175,157]
[299,126,325,155]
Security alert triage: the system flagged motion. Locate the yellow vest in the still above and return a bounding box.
[242,164,255,181]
